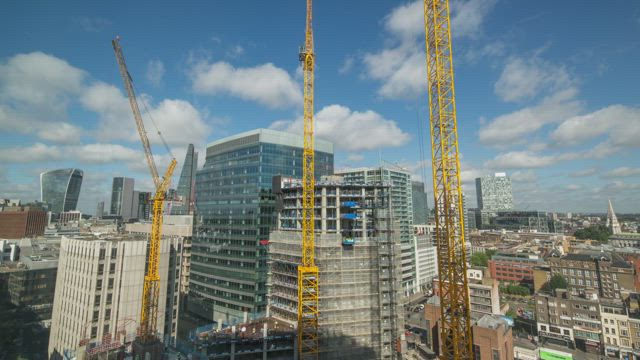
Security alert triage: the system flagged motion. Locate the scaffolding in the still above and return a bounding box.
[268,180,404,359]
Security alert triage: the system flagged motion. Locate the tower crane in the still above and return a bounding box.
[422,0,473,359]
[112,37,177,353]
[298,0,319,358]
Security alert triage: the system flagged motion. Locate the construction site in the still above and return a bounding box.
[268,176,405,359]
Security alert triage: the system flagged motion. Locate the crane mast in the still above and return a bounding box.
[422,1,473,359]
[112,37,177,347]
[298,0,319,358]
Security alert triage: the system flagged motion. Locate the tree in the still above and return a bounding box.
[574,225,612,242]
[542,274,569,293]
[470,252,489,267]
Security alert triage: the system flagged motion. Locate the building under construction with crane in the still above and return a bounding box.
[268,175,405,359]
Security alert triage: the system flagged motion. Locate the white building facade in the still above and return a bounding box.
[48,235,182,359]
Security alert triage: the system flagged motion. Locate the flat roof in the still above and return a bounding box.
[206,128,334,154]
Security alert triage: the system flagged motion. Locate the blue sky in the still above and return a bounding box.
[1,0,639,214]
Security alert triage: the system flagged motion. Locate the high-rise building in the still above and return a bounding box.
[171,144,198,215]
[135,191,152,221]
[336,167,415,294]
[269,176,404,359]
[109,177,135,221]
[96,201,104,219]
[40,168,83,214]
[190,129,333,324]
[48,234,183,359]
[475,173,513,211]
[607,199,622,235]
[412,181,429,225]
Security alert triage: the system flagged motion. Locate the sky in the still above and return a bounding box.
[1,0,639,214]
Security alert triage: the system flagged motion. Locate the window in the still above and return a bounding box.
[99,249,105,260]
[96,279,102,290]
[91,326,97,338]
[563,329,570,335]
[612,328,616,335]
[98,264,104,275]
[586,280,592,286]
[93,310,99,322]
[106,293,112,305]
[103,325,109,335]
[109,263,116,274]
[105,309,111,320]
[94,295,101,306]
[111,247,117,258]
[492,349,500,360]
[540,325,547,331]
[108,278,114,289]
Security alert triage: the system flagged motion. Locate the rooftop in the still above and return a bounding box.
[206,128,334,154]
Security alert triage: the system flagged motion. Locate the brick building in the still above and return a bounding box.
[473,315,514,360]
[0,206,47,239]
[548,252,634,299]
[488,253,544,284]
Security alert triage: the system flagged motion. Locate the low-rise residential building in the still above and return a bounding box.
[548,252,634,299]
[600,300,633,359]
[535,289,602,354]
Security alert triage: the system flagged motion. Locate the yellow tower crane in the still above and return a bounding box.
[298,0,319,359]
[422,1,473,359]
[112,37,177,352]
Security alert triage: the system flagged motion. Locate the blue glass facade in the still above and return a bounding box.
[189,129,333,324]
[40,168,83,214]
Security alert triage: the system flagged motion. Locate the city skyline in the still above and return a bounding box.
[1,1,639,213]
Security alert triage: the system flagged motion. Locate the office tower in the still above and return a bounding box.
[171,144,198,215]
[190,129,333,324]
[136,192,152,221]
[475,173,513,211]
[110,177,135,221]
[412,180,429,225]
[0,205,47,239]
[96,201,104,219]
[336,167,415,294]
[269,176,404,359]
[607,199,622,235]
[40,168,83,214]
[48,234,183,359]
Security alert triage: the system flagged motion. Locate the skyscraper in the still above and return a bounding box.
[110,177,135,221]
[475,173,513,211]
[190,129,334,324]
[412,180,429,225]
[336,167,415,294]
[96,201,104,219]
[171,144,198,215]
[40,168,83,214]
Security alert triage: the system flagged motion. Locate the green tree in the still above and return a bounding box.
[470,252,489,267]
[574,225,612,242]
[542,274,569,293]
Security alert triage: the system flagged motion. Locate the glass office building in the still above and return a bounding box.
[171,143,198,215]
[110,177,135,220]
[190,129,333,324]
[40,168,83,214]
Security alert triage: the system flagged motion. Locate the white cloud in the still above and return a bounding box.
[569,168,597,177]
[146,59,165,86]
[339,56,355,74]
[189,61,302,109]
[566,184,582,191]
[269,104,411,152]
[450,0,498,38]
[362,0,497,99]
[0,52,85,111]
[0,104,83,144]
[603,167,640,178]
[494,56,572,102]
[479,88,582,146]
[226,45,245,58]
[81,82,211,147]
[484,151,558,169]
[511,170,538,183]
[550,105,640,148]
[0,143,141,164]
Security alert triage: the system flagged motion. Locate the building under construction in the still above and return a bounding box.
[268,176,405,359]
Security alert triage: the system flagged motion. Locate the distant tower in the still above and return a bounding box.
[171,144,198,215]
[607,199,622,235]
